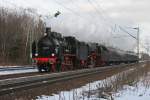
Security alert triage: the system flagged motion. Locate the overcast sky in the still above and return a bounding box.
[1,0,150,52]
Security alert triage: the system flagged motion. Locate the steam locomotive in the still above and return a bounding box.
[32,28,138,72]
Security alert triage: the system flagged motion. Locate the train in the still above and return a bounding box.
[32,27,138,72]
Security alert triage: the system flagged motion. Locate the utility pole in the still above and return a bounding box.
[133,27,140,61]
[119,26,140,62]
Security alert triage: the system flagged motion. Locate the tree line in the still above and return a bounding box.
[0,7,45,65]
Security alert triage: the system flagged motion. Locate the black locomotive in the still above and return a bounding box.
[32,27,138,72]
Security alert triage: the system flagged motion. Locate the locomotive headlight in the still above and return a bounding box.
[44,32,47,36]
[51,53,55,57]
[35,53,38,56]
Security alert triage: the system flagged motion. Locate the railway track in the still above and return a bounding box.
[0,63,142,96]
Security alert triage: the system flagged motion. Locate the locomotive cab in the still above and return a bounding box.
[62,36,78,70]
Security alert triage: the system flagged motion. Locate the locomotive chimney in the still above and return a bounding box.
[45,27,51,36]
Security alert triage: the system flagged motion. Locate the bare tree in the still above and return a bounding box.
[0,7,45,65]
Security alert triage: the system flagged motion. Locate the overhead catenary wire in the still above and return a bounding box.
[87,0,127,45]
[87,0,107,21]
[119,26,137,39]
[89,0,138,39]
[69,0,97,21]
[65,0,99,26]
[87,0,115,29]
[86,0,119,44]
[53,0,94,22]
[52,0,103,38]
[67,0,121,44]
[88,0,146,55]
[67,0,106,34]
[92,0,116,24]
[92,0,145,55]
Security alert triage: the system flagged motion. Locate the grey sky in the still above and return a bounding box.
[1,0,150,52]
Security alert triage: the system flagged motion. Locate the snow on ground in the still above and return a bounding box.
[0,68,38,75]
[0,65,35,68]
[36,70,128,100]
[114,79,150,100]
[36,64,150,100]
[0,66,19,68]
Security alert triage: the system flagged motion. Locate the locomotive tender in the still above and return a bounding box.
[32,27,138,72]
